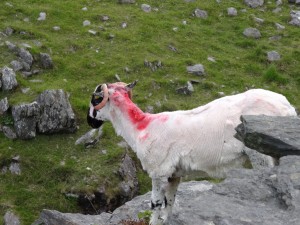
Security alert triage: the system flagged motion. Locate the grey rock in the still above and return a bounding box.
[267,51,281,61]
[176,82,194,95]
[10,60,23,72]
[118,154,138,199]
[32,209,111,225]
[12,102,40,139]
[141,4,151,13]
[39,53,53,69]
[53,26,61,31]
[101,15,110,21]
[276,0,282,6]
[227,7,237,16]
[18,48,33,67]
[1,66,18,91]
[0,97,9,115]
[37,12,46,21]
[144,60,162,72]
[244,0,264,8]
[37,155,300,225]
[289,11,300,26]
[194,8,208,19]
[118,0,135,3]
[243,27,261,39]
[83,20,91,26]
[9,162,21,175]
[235,115,300,158]
[4,211,20,225]
[4,27,14,36]
[269,35,282,41]
[75,127,103,148]
[275,22,285,30]
[273,7,282,14]
[187,64,205,76]
[244,147,275,169]
[253,16,264,24]
[2,126,17,140]
[36,90,77,134]
[5,41,18,53]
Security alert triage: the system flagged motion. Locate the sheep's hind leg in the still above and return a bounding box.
[161,177,180,223]
[150,178,164,225]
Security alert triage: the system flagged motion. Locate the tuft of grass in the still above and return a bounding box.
[263,64,288,85]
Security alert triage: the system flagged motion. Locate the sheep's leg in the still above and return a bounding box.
[150,178,164,225]
[161,177,180,223]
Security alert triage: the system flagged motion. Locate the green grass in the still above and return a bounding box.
[1,0,300,224]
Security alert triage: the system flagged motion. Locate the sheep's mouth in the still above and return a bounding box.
[87,109,104,129]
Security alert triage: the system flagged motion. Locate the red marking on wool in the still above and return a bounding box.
[111,87,168,131]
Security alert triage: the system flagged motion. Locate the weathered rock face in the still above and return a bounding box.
[1,66,18,91]
[0,97,9,115]
[235,115,300,158]
[36,90,77,134]
[39,53,53,69]
[244,0,264,8]
[4,211,21,225]
[12,102,40,139]
[34,156,300,225]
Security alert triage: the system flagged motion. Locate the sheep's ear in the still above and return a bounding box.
[126,80,138,90]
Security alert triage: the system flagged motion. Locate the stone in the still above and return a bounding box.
[244,147,275,169]
[37,12,46,21]
[12,102,40,139]
[267,51,280,61]
[4,27,14,36]
[176,81,194,95]
[141,4,151,13]
[18,48,33,67]
[2,126,17,140]
[83,20,91,26]
[4,211,20,225]
[244,0,264,8]
[36,89,77,134]
[88,30,97,35]
[101,15,110,21]
[235,115,300,158]
[5,41,18,53]
[39,53,53,69]
[75,127,103,148]
[289,11,300,27]
[53,26,61,31]
[194,8,208,18]
[227,7,237,16]
[35,155,300,224]
[144,60,162,72]
[276,0,282,6]
[32,210,110,225]
[275,22,285,30]
[0,97,9,115]
[9,162,21,175]
[1,66,18,91]
[118,154,138,200]
[187,64,205,76]
[10,60,23,72]
[118,0,135,3]
[243,27,261,39]
[253,17,264,24]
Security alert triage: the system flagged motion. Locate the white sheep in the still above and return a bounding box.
[87,81,297,225]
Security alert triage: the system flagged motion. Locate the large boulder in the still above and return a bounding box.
[36,90,77,134]
[1,66,18,91]
[244,0,264,8]
[12,102,40,139]
[34,156,300,225]
[235,115,300,158]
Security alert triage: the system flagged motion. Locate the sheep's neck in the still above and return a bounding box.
[109,92,168,151]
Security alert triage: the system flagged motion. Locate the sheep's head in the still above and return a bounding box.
[87,81,137,129]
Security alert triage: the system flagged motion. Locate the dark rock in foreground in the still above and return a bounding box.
[235,115,300,158]
[33,156,300,225]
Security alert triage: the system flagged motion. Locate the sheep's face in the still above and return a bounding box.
[87,81,137,129]
[87,84,109,129]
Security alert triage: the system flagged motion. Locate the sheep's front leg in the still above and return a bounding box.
[161,177,180,223]
[150,178,164,225]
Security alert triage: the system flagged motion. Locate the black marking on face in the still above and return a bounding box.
[87,109,104,128]
[91,94,104,107]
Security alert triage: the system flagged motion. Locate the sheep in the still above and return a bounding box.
[87,81,297,225]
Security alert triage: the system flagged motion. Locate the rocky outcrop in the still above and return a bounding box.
[12,102,40,139]
[36,89,77,134]
[235,115,300,158]
[34,155,300,225]
[0,66,18,91]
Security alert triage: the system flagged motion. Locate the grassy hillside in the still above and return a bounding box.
[0,0,299,224]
